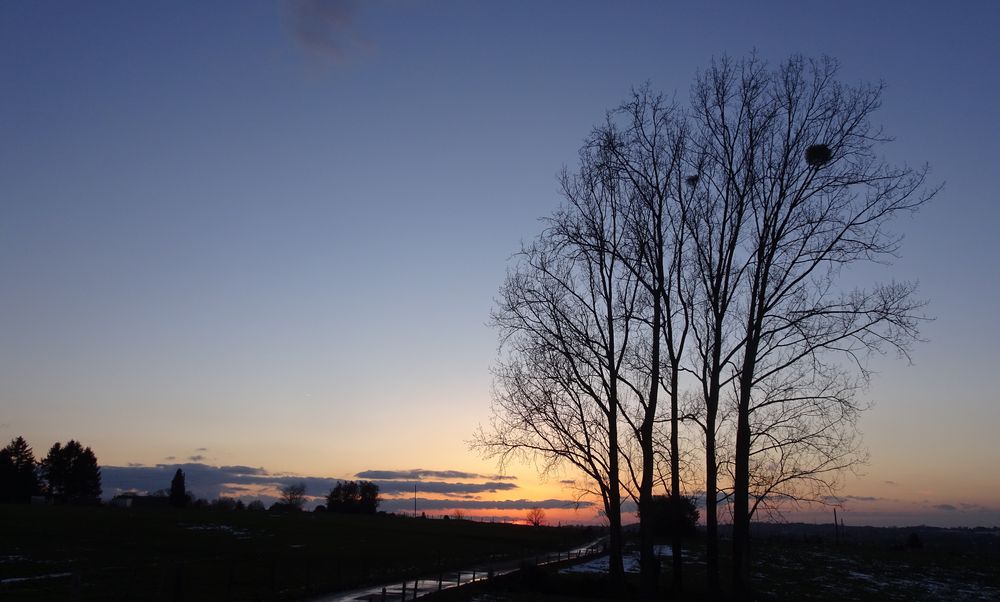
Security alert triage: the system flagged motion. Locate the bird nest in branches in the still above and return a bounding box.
[805,144,832,167]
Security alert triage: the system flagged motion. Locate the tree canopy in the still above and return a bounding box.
[326,480,379,514]
[40,440,102,505]
[0,436,40,503]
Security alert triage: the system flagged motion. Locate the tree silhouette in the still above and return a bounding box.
[685,55,933,597]
[593,87,692,596]
[479,54,933,599]
[0,436,40,503]
[326,480,380,514]
[279,482,307,511]
[641,495,699,538]
[526,507,546,527]
[474,152,637,588]
[40,440,101,504]
[169,468,189,507]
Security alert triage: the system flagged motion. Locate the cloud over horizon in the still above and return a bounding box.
[356,469,517,481]
[380,497,595,512]
[102,463,519,502]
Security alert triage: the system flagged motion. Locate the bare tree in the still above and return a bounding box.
[686,55,934,598]
[526,507,546,527]
[475,140,636,588]
[279,482,307,511]
[592,88,692,595]
[479,54,930,600]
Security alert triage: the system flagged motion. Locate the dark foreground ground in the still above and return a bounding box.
[0,505,595,601]
[4,506,998,601]
[426,524,1000,601]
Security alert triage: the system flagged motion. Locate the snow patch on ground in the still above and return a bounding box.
[180,523,250,538]
[559,546,689,575]
[0,572,72,585]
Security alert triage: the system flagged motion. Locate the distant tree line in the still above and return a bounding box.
[134,470,382,515]
[324,480,380,513]
[2,436,385,516]
[0,436,101,504]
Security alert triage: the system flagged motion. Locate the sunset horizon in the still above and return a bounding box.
[3,2,999,599]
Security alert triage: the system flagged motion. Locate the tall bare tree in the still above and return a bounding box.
[481,54,931,600]
[687,55,933,598]
[476,147,636,587]
[593,88,692,595]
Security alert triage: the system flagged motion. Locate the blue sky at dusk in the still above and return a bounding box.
[2,1,999,527]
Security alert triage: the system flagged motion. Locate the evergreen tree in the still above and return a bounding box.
[40,440,102,504]
[169,468,188,507]
[0,436,40,503]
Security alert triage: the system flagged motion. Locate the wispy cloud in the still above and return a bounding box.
[357,469,481,480]
[825,495,887,504]
[380,498,595,512]
[379,480,517,495]
[283,0,370,63]
[356,469,518,481]
[188,455,206,462]
[933,503,958,511]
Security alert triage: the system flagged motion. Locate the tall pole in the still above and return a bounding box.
[414,484,417,517]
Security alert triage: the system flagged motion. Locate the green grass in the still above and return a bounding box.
[0,505,596,601]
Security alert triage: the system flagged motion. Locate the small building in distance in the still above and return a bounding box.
[110,493,170,509]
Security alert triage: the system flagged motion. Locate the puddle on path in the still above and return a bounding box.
[311,541,604,601]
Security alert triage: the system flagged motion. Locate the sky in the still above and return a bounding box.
[2,0,999,527]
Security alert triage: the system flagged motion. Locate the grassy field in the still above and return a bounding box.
[0,505,596,601]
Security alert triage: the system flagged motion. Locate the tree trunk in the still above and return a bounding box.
[732,400,751,600]
[638,420,657,598]
[704,322,723,597]
[670,367,683,593]
[607,483,626,589]
[704,414,719,597]
[733,326,760,600]
[638,296,662,599]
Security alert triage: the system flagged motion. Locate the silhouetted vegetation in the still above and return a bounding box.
[0,436,40,503]
[269,481,307,512]
[478,52,935,599]
[2,436,106,506]
[526,507,546,527]
[326,479,380,514]
[38,439,102,505]
[169,468,190,507]
[642,495,699,538]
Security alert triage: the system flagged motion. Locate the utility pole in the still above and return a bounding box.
[834,508,840,544]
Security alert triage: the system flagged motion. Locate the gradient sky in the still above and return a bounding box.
[2,1,998,527]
